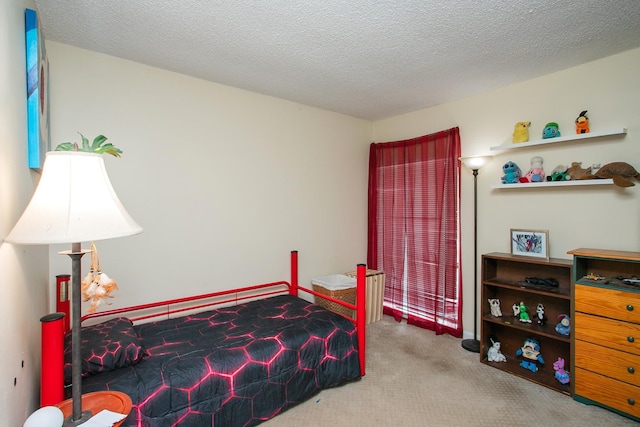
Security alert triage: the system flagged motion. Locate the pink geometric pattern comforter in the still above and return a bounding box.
[79,295,361,426]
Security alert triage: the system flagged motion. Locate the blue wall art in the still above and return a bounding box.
[25,8,50,171]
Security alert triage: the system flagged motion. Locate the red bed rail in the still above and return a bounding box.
[81,280,293,324]
[44,251,367,404]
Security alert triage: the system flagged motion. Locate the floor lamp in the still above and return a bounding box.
[5,151,142,426]
[459,156,491,354]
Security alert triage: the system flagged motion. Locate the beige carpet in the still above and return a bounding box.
[264,315,637,427]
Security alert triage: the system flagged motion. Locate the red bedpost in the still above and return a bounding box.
[40,312,65,406]
[356,263,366,376]
[56,274,71,334]
[290,250,299,297]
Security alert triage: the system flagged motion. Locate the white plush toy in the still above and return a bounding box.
[512,303,520,317]
[487,337,507,362]
[520,156,545,182]
[488,298,502,317]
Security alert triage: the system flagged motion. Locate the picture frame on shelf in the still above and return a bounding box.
[510,229,549,260]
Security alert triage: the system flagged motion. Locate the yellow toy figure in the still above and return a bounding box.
[81,242,119,313]
[513,121,531,143]
[575,110,589,134]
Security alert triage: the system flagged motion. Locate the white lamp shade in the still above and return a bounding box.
[459,156,492,171]
[5,151,142,245]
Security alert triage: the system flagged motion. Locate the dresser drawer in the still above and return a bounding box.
[575,339,640,387]
[575,368,640,419]
[575,312,640,356]
[575,284,640,323]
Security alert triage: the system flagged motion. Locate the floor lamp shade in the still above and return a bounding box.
[5,150,142,425]
[459,156,491,171]
[5,151,142,244]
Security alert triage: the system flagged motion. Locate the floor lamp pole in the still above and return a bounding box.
[64,243,92,426]
[461,168,480,353]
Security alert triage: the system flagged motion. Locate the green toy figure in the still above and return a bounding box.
[518,301,531,323]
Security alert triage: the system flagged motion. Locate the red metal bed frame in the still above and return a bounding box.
[42,251,366,406]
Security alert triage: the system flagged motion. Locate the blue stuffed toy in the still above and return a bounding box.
[555,314,571,336]
[501,161,522,184]
[516,337,545,373]
[542,122,561,139]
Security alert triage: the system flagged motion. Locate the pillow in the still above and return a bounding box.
[64,317,146,384]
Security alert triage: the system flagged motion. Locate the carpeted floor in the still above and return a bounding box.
[264,315,637,427]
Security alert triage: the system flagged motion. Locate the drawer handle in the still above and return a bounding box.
[628,398,635,406]
[628,367,636,374]
[628,336,635,343]
[628,304,634,311]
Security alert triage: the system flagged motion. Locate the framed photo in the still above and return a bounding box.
[25,8,50,171]
[510,229,549,260]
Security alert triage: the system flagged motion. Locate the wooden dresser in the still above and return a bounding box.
[569,248,640,422]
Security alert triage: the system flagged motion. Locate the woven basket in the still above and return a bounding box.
[313,284,355,318]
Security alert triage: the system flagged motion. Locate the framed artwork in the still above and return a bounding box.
[25,8,50,171]
[510,229,549,260]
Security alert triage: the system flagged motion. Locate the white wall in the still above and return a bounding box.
[0,0,50,425]
[46,42,372,312]
[373,48,640,340]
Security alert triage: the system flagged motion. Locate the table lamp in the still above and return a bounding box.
[5,151,142,426]
[459,155,491,353]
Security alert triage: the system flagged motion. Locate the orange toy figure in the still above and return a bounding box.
[81,242,119,313]
[575,110,589,134]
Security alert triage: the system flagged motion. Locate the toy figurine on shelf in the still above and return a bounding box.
[542,122,561,139]
[512,302,520,317]
[516,337,545,372]
[487,336,507,362]
[555,314,571,336]
[519,156,545,183]
[518,301,532,323]
[535,303,547,326]
[512,121,531,143]
[575,110,589,134]
[553,357,571,384]
[501,161,522,184]
[584,272,606,281]
[488,298,502,317]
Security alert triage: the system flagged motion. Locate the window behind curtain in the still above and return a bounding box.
[367,127,462,337]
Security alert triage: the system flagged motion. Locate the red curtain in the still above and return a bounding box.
[368,127,462,337]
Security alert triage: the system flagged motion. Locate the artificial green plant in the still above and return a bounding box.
[55,132,122,157]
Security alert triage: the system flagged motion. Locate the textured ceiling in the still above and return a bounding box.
[34,1,640,120]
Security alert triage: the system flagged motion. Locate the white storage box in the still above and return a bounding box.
[311,274,356,317]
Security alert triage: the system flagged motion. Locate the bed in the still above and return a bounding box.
[46,251,366,426]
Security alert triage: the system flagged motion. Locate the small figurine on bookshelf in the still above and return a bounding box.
[535,303,547,326]
[553,357,571,384]
[518,301,532,323]
[488,298,502,317]
[555,314,571,336]
[516,337,545,373]
[487,336,507,362]
[512,302,520,317]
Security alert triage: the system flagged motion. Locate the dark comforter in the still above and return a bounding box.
[81,295,361,426]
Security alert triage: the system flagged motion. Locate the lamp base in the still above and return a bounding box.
[63,410,93,426]
[461,338,480,353]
